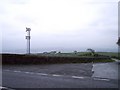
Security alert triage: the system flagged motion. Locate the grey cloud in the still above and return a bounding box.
[1,0,118,53]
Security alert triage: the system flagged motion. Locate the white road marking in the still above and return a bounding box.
[0,86,15,90]
[28,72,34,74]
[94,78,110,81]
[13,70,21,73]
[24,72,31,74]
[5,69,109,81]
[72,76,84,79]
[3,69,87,80]
[0,86,6,89]
[36,73,48,76]
[52,74,62,77]
[13,71,35,74]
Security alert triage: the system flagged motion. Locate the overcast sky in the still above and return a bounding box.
[0,0,118,53]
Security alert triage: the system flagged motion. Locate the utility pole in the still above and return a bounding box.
[26,27,31,54]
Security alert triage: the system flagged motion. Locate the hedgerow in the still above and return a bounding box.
[2,54,112,65]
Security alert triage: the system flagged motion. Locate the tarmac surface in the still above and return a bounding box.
[92,62,118,79]
[2,63,93,77]
[2,62,119,88]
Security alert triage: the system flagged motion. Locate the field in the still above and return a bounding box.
[96,52,120,60]
[35,52,119,58]
[34,51,120,60]
[96,52,118,57]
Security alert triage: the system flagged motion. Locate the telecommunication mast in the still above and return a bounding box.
[26,27,31,54]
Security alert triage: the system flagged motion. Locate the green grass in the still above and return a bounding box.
[95,52,120,60]
[96,52,118,57]
[35,52,120,60]
[34,52,119,57]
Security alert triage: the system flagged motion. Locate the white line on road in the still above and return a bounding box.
[24,72,31,74]
[13,70,21,73]
[36,73,48,76]
[93,78,110,81]
[4,69,110,81]
[4,69,86,79]
[28,72,34,74]
[52,74,62,77]
[0,86,6,89]
[72,76,84,79]
[0,86,15,90]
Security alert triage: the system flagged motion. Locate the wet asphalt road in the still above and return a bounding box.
[2,63,93,77]
[2,70,118,88]
[92,62,118,79]
[2,63,119,88]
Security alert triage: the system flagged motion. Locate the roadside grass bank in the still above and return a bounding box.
[96,52,120,60]
[1,54,113,65]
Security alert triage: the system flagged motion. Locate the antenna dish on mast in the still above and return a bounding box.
[26,27,31,32]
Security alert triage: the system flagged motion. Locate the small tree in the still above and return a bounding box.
[87,48,95,56]
[74,50,77,54]
[58,51,61,54]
